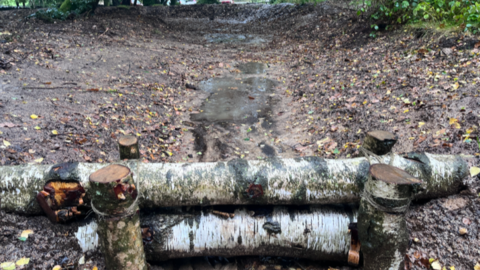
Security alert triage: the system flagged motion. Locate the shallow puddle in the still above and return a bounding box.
[237,62,266,74]
[190,77,277,122]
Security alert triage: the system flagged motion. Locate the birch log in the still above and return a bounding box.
[140,205,358,261]
[0,152,467,215]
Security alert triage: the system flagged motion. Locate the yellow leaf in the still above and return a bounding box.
[449,266,455,270]
[166,151,173,156]
[16,257,30,266]
[52,265,62,270]
[429,258,435,263]
[471,167,480,177]
[136,133,141,137]
[474,263,480,270]
[52,130,58,135]
[0,262,15,270]
[404,109,409,113]
[30,114,39,119]
[449,118,458,125]
[431,260,442,270]
[453,122,461,129]
[418,122,425,127]
[34,158,44,163]
[93,267,98,270]
[3,140,11,147]
[34,126,41,130]
[363,100,368,105]
[20,229,34,238]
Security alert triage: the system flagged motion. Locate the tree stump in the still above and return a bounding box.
[119,135,140,160]
[89,164,146,270]
[361,130,398,155]
[358,164,421,270]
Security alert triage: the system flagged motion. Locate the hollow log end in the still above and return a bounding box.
[89,164,131,183]
[119,135,138,147]
[370,164,422,185]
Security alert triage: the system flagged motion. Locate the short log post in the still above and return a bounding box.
[89,164,147,270]
[361,130,398,155]
[119,135,140,160]
[358,164,422,270]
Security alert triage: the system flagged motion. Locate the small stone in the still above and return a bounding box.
[274,266,282,270]
[459,227,468,235]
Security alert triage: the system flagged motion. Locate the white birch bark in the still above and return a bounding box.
[0,153,467,215]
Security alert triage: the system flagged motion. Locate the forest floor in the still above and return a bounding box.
[0,3,479,270]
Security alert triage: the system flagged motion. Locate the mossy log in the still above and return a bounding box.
[89,164,147,270]
[0,153,468,215]
[358,164,422,270]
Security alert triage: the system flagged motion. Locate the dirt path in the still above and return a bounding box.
[0,3,479,270]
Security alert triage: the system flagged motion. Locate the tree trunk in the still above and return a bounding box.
[89,164,147,270]
[361,130,398,156]
[74,205,358,260]
[121,0,130,5]
[358,164,421,270]
[0,153,468,215]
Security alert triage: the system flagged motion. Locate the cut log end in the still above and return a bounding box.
[362,130,398,155]
[119,135,139,160]
[119,135,137,147]
[89,164,130,184]
[370,164,422,185]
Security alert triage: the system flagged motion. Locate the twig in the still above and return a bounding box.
[22,86,70,89]
[97,27,110,39]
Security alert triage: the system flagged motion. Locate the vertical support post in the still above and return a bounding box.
[119,135,140,160]
[89,164,147,270]
[361,130,398,155]
[358,164,421,270]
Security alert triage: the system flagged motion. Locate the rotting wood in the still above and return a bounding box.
[361,130,398,156]
[358,164,421,270]
[89,164,147,270]
[119,135,140,160]
[0,153,468,215]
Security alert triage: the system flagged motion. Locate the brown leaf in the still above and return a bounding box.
[0,122,16,128]
[475,41,480,49]
[414,136,427,146]
[87,88,99,92]
[44,82,52,85]
[248,96,255,100]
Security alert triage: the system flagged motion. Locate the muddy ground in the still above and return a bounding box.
[0,2,479,270]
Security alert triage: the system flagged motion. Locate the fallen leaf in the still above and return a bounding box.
[418,122,425,127]
[52,266,62,270]
[449,118,458,125]
[30,114,39,119]
[0,122,16,128]
[470,166,480,177]
[431,260,442,270]
[248,96,255,100]
[16,257,30,266]
[34,126,41,130]
[0,262,15,270]
[92,266,98,270]
[458,227,467,235]
[34,158,44,163]
[474,263,480,270]
[52,130,58,135]
[19,229,34,241]
[3,140,11,147]
[87,88,99,92]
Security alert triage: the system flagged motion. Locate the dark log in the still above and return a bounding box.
[119,135,140,160]
[358,164,421,270]
[89,164,147,270]
[361,130,398,155]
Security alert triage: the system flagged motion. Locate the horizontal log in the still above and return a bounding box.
[74,205,358,261]
[0,153,468,215]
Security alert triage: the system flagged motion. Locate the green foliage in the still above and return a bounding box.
[358,0,480,33]
[196,0,218,4]
[35,0,98,22]
[273,0,325,4]
[143,0,155,6]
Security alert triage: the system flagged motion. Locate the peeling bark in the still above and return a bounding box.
[140,205,358,261]
[0,153,468,215]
